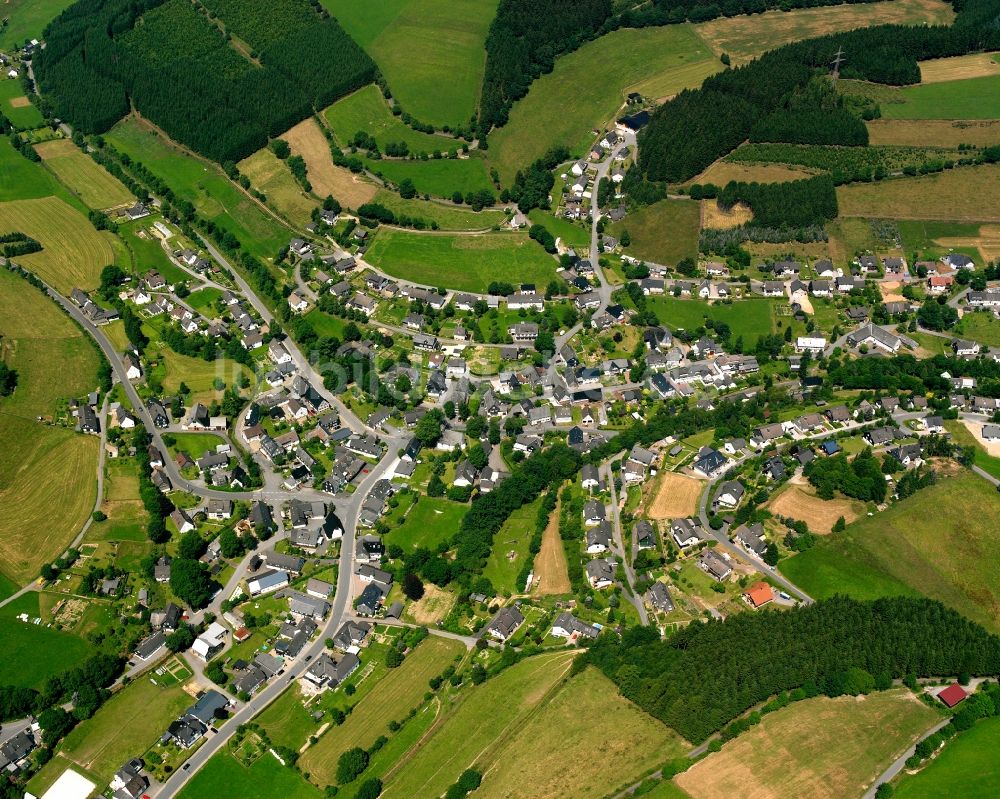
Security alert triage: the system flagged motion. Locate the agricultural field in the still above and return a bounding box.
[387,496,468,551]
[149,347,250,406]
[324,0,498,129]
[675,689,938,799]
[37,671,193,787]
[35,139,135,210]
[488,25,719,184]
[364,229,557,292]
[533,501,570,595]
[894,715,1000,799]
[779,472,1000,632]
[645,296,780,346]
[836,164,1000,222]
[0,196,117,291]
[608,199,701,266]
[300,636,464,785]
[0,135,81,204]
[0,78,44,128]
[0,593,94,690]
[0,0,76,50]
[646,472,703,520]
[695,160,818,186]
[365,154,493,198]
[528,208,590,249]
[765,481,864,534]
[483,497,541,594]
[176,747,321,799]
[866,119,1000,148]
[86,459,148,543]
[881,74,1000,119]
[918,51,1000,83]
[371,190,506,230]
[106,117,289,259]
[117,216,186,281]
[324,84,458,154]
[694,0,954,63]
[238,147,317,224]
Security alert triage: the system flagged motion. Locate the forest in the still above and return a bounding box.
[827,352,1000,396]
[804,448,887,502]
[716,175,838,228]
[35,0,375,162]
[585,596,1000,743]
[634,0,1000,185]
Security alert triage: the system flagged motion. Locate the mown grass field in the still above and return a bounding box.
[388,496,468,551]
[366,155,493,198]
[675,689,938,799]
[0,136,83,204]
[697,160,818,186]
[255,686,320,752]
[117,215,187,282]
[86,459,148,542]
[0,269,100,583]
[0,79,44,128]
[166,432,228,462]
[364,229,557,292]
[919,51,1000,83]
[483,497,540,594]
[325,0,497,129]
[0,0,76,50]
[895,715,1000,799]
[608,199,701,266]
[528,208,590,248]
[780,472,1000,632]
[324,84,458,154]
[837,164,1000,222]
[107,117,288,259]
[372,190,505,230]
[765,482,864,534]
[300,636,464,784]
[867,118,1000,147]
[954,310,1000,347]
[238,147,317,223]
[644,296,779,346]
[0,593,94,690]
[177,748,321,799]
[40,672,192,785]
[882,74,1000,119]
[151,347,249,406]
[0,195,116,291]
[694,0,953,63]
[944,420,1000,480]
[488,25,718,184]
[35,139,134,210]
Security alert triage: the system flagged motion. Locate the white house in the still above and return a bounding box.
[795,336,827,354]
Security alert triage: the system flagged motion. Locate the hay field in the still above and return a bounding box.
[676,689,937,799]
[647,472,703,520]
[407,583,456,624]
[238,148,317,223]
[695,0,954,63]
[837,164,1000,222]
[608,199,701,265]
[697,160,818,186]
[282,116,378,208]
[0,196,116,292]
[919,52,1000,83]
[533,501,571,595]
[702,199,753,229]
[34,139,134,210]
[766,482,864,534]
[866,119,1000,147]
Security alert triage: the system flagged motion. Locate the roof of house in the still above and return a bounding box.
[938,683,968,707]
[744,581,774,608]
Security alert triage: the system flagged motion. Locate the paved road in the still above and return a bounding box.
[601,462,649,625]
[860,718,951,799]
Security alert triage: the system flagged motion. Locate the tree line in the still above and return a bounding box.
[716,175,838,228]
[585,596,1000,743]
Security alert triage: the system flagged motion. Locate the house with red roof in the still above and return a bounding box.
[937,683,967,708]
[743,581,774,609]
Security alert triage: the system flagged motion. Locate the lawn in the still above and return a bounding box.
[675,689,938,799]
[151,347,250,406]
[882,74,1000,119]
[483,497,541,594]
[779,472,1000,632]
[0,135,83,204]
[944,420,1000,480]
[41,671,192,785]
[488,25,718,184]
[528,208,590,249]
[364,229,557,292]
[694,0,953,63]
[324,0,497,129]
[238,147,317,224]
[165,432,229,461]
[372,190,506,230]
[0,0,77,50]
[894,715,1000,799]
[365,155,493,198]
[87,459,149,543]
[324,84,457,154]
[0,593,94,690]
[954,310,1000,347]
[0,79,44,128]
[837,164,1000,222]
[177,748,321,799]
[388,496,468,551]
[609,199,701,266]
[34,139,134,210]
[300,636,464,784]
[645,296,779,346]
[117,216,187,281]
[107,117,288,259]
[0,195,117,291]
[256,685,320,752]
[186,287,223,317]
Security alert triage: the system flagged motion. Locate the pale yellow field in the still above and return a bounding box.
[867,118,1000,147]
[533,500,571,595]
[695,0,954,63]
[283,117,378,208]
[34,139,134,210]
[766,483,864,534]
[9,96,30,108]
[919,51,1000,83]
[647,472,703,520]
[238,147,317,223]
[696,160,818,186]
[407,583,456,624]
[702,199,753,230]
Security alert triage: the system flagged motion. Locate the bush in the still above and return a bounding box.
[336,747,369,784]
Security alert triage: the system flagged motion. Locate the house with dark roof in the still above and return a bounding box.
[698,550,732,582]
[551,612,599,641]
[485,606,525,642]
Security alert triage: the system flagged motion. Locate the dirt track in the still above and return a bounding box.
[533,501,570,594]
